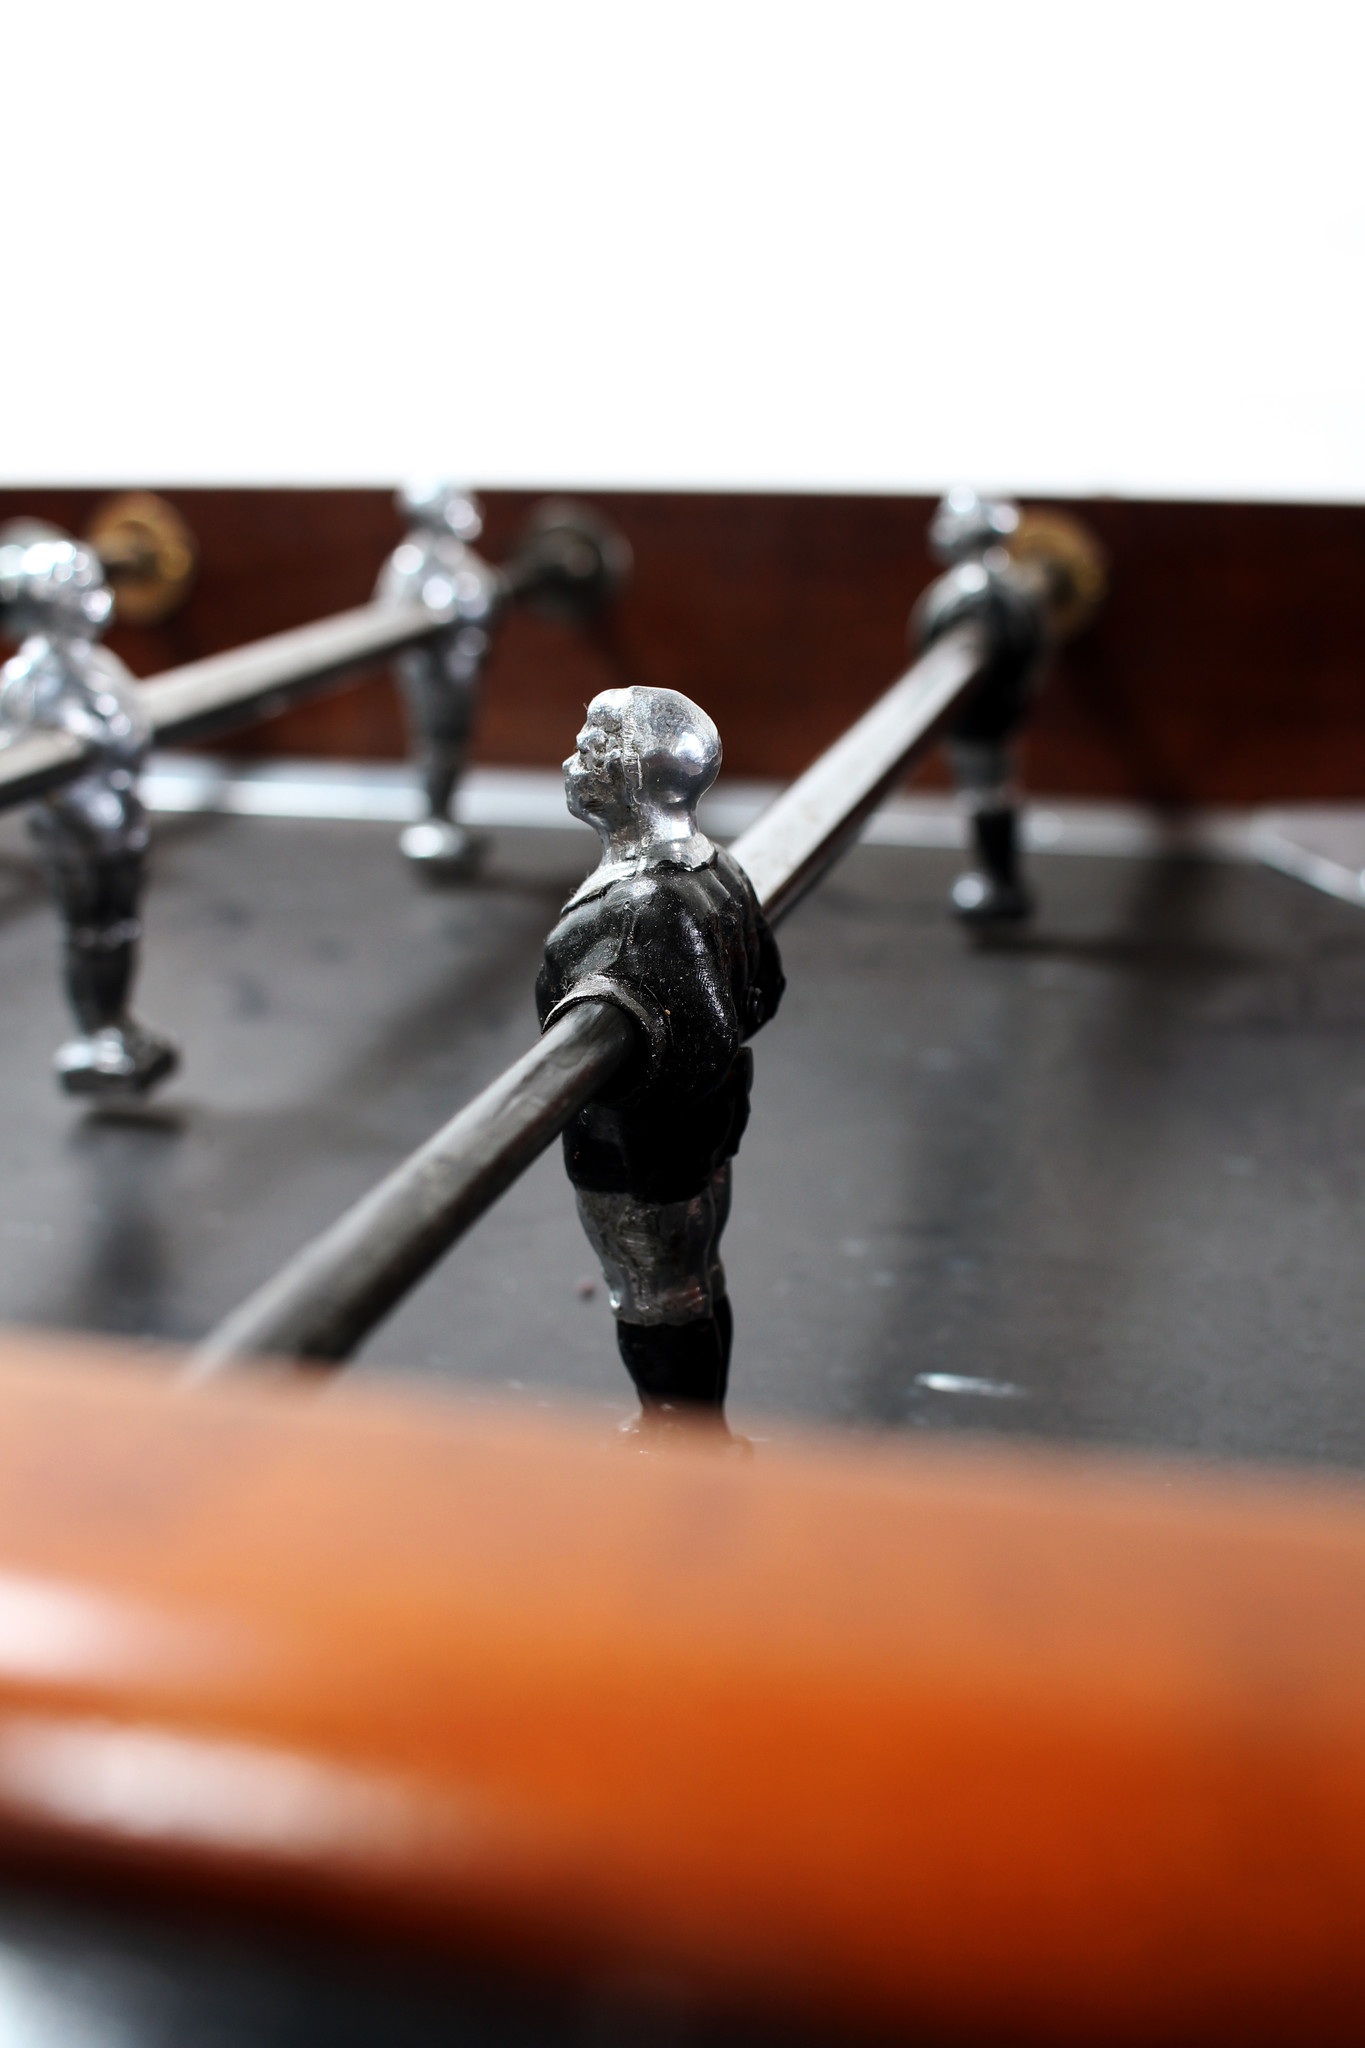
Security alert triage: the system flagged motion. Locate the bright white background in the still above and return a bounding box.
[4,0,1363,499]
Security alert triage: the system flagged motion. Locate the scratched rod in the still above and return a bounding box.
[189,622,985,1374]
[0,600,447,806]
[144,600,447,747]
[186,1001,636,1378]
[728,624,986,924]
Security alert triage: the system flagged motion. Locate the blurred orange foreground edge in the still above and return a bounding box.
[0,1332,1360,2043]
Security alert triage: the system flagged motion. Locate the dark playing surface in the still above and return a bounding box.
[2,804,1365,2040]
[0,1884,807,2048]
[0,805,1361,1468]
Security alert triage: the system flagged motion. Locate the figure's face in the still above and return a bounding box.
[564,698,636,831]
[398,482,483,543]
[5,541,112,640]
[929,489,1019,567]
[563,685,719,845]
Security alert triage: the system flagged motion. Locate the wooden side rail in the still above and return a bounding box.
[0,1334,1361,2042]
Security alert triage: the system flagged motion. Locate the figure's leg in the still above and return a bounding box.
[31,789,178,1096]
[945,736,1033,924]
[395,639,488,878]
[575,1165,733,1412]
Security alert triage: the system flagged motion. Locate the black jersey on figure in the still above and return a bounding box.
[536,846,784,1204]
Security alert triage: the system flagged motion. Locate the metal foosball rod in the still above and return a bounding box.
[191,492,1104,1387]
[0,495,629,1094]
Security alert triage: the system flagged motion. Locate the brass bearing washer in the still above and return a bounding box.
[86,492,197,626]
[1006,508,1108,642]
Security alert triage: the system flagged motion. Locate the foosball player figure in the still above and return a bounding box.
[375,482,501,879]
[0,534,177,1096]
[536,686,784,1421]
[915,487,1048,925]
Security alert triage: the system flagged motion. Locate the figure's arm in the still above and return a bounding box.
[716,852,786,1038]
[539,879,748,1106]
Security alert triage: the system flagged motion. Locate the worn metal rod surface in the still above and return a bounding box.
[0,726,93,806]
[0,601,445,805]
[144,600,444,747]
[188,1000,635,1373]
[192,624,987,1374]
[730,621,985,924]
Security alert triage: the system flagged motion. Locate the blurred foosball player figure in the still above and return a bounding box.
[917,488,1047,925]
[915,485,1109,927]
[537,688,784,1419]
[375,483,499,879]
[0,532,177,1095]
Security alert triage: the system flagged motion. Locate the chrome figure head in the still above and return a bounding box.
[929,487,1020,567]
[565,686,720,886]
[396,482,484,544]
[384,484,496,626]
[0,535,114,643]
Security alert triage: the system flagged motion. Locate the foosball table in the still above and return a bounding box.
[0,483,1361,2044]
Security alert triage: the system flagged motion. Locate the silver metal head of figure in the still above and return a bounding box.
[564,686,720,901]
[396,482,484,545]
[929,487,1021,568]
[0,536,115,644]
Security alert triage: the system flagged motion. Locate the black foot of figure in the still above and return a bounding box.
[617,1294,734,1412]
[56,1019,179,1098]
[397,819,486,880]
[951,807,1034,925]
